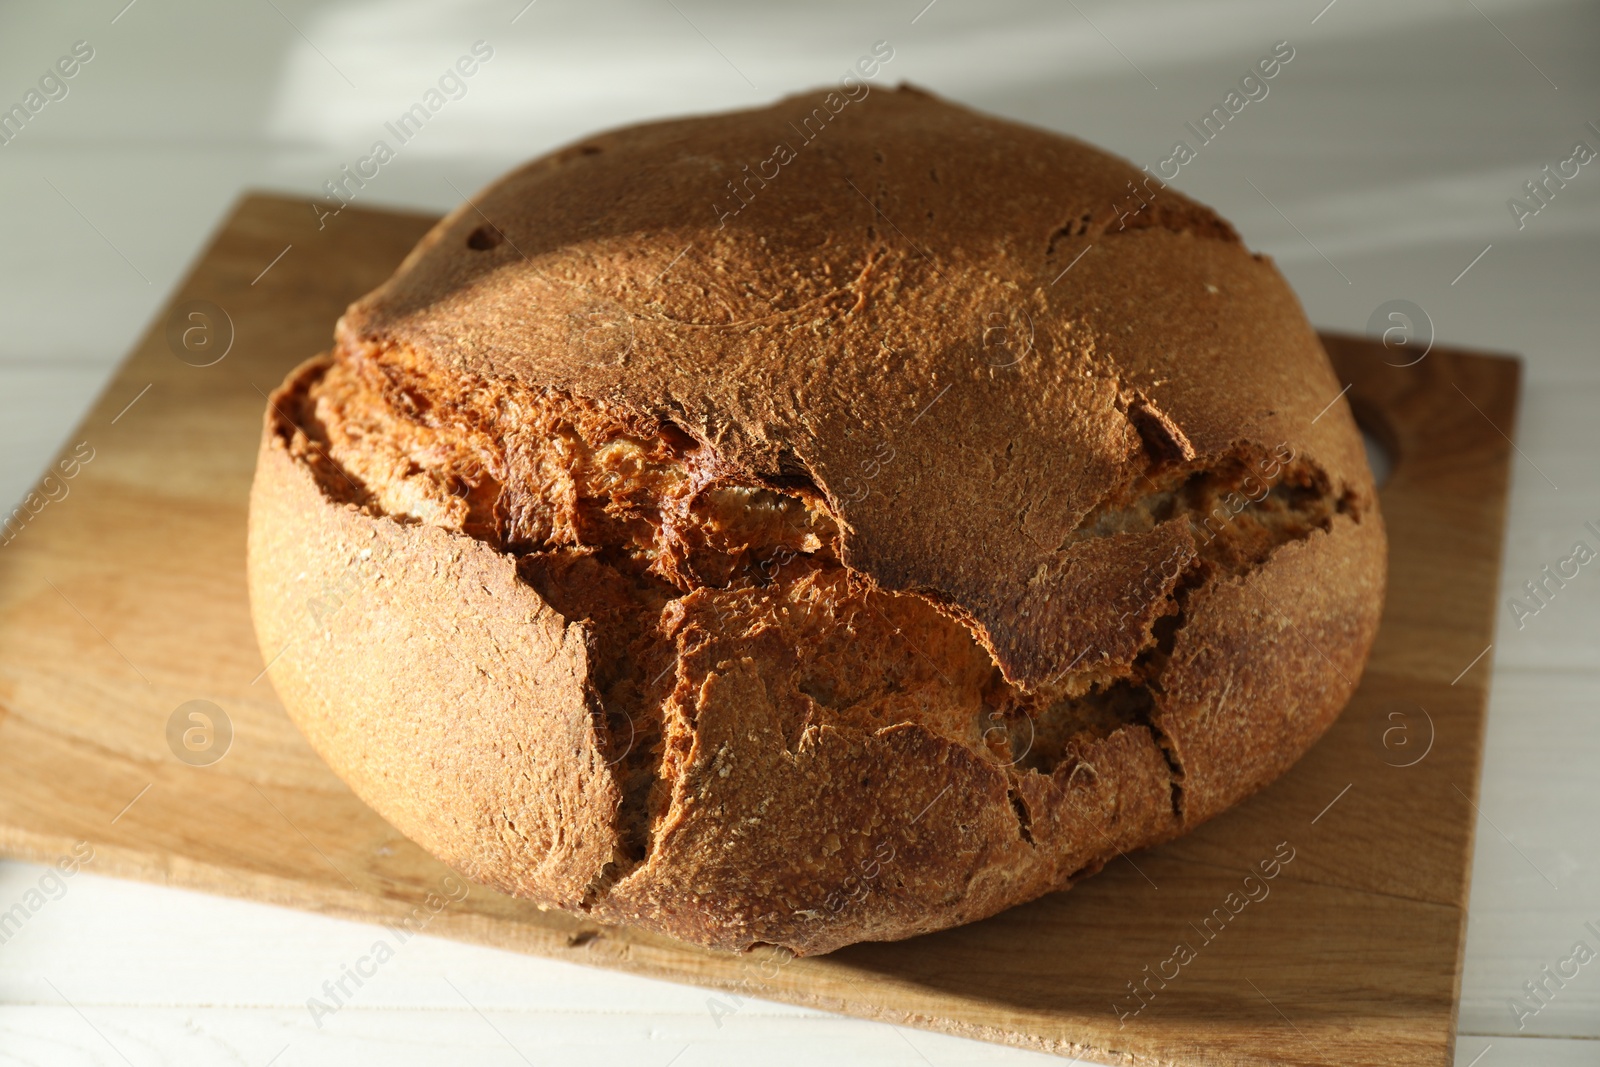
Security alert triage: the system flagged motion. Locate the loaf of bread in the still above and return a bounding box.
[248,85,1384,956]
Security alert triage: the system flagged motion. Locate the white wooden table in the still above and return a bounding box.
[1,1,1596,1063]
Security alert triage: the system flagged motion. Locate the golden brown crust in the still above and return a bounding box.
[248,360,626,906]
[247,85,1386,956]
[1155,513,1386,825]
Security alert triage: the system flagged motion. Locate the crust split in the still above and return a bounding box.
[251,334,1381,954]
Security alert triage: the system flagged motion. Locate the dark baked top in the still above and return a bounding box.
[335,85,1372,694]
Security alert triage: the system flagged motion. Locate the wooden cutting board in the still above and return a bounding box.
[0,194,1518,1067]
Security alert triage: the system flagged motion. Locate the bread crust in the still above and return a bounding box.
[248,86,1385,956]
[249,374,625,906]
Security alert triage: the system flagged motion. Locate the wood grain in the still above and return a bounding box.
[0,195,1520,1067]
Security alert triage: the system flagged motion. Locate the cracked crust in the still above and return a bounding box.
[247,85,1385,956]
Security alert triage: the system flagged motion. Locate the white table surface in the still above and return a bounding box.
[2,1,1597,1064]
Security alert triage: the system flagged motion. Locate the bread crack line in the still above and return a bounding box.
[276,341,1352,898]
